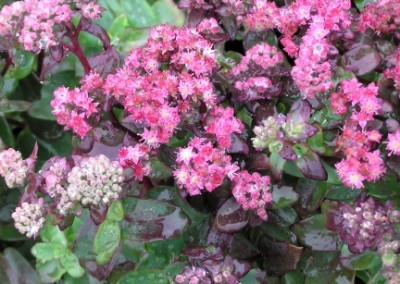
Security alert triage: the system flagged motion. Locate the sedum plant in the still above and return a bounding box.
[0,0,400,283]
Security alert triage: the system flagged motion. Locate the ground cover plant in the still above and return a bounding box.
[0,0,400,283]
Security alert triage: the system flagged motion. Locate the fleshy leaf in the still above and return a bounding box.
[93,220,121,265]
[295,149,327,181]
[215,197,249,233]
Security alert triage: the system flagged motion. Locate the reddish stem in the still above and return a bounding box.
[1,51,12,76]
[63,25,92,74]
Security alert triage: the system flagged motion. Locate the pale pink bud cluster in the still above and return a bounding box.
[204,106,244,149]
[104,25,217,147]
[336,197,400,254]
[12,198,45,238]
[66,155,124,206]
[358,0,400,34]
[51,86,99,138]
[0,148,29,188]
[118,144,152,181]
[174,137,239,195]
[231,43,284,100]
[39,157,73,215]
[0,0,102,52]
[232,170,272,221]
[174,266,211,284]
[197,18,220,34]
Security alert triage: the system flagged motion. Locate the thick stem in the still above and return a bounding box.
[1,51,12,77]
[64,26,92,74]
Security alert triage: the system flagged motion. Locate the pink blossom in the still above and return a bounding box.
[118,144,152,181]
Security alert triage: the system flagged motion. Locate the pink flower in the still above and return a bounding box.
[387,130,400,156]
[232,170,272,221]
[174,137,239,195]
[118,144,152,181]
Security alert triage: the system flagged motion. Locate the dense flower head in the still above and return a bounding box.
[39,157,73,215]
[378,239,400,284]
[204,106,244,149]
[232,170,272,221]
[358,0,400,34]
[231,43,285,101]
[335,196,400,254]
[118,144,152,181]
[384,49,400,90]
[12,198,45,238]
[104,24,218,147]
[66,155,124,206]
[51,86,99,138]
[252,115,286,152]
[174,266,211,284]
[0,0,102,52]
[178,0,249,18]
[387,130,400,156]
[174,137,239,195]
[0,148,29,188]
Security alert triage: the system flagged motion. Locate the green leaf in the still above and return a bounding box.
[325,184,361,201]
[272,185,299,209]
[236,107,253,127]
[93,220,121,265]
[40,219,68,247]
[60,251,85,278]
[342,249,381,271]
[354,0,375,11]
[0,114,15,147]
[0,100,31,113]
[306,123,325,154]
[107,200,124,222]
[240,269,266,284]
[118,269,168,284]
[150,158,173,181]
[152,0,184,26]
[36,260,66,283]
[0,223,26,241]
[31,243,66,262]
[5,50,35,80]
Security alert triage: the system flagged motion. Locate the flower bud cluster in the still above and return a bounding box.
[66,155,124,206]
[39,157,73,215]
[103,24,217,147]
[12,198,45,238]
[0,148,29,188]
[252,115,286,153]
[51,86,99,138]
[0,0,101,53]
[174,267,211,284]
[332,79,385,188]
[174,137,239,196]
[231,43,284,101]
[118,144,152,181]
[232,171,272,221]
[358,0,400,34]
[204,106,244,149]
[336,197,400,254]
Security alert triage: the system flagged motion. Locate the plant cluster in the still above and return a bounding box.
[0,0,400,283]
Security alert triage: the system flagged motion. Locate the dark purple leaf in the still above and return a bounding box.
[291,214,340,251]
[229,234,260,259]
[279,144,297,161]
[293,179,328,216]
[215,198,249,233]
[89,205,108,225]
[222,14,237,39]
[80,18,111,50]
[88,46,120,76]
[257,235,303,275]
[186,10,205,27]
[342,45,382,76]
[246,152,269,171]
[296,150,327,181]
[287,100,312,124]
[385,118,400,133]
[228,134,249,155]
[92,121,124,146]
[121,197,188,242]
[49,45,64,62]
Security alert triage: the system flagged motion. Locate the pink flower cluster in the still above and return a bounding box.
[51,77,101,138]
[231,43,284,100]
[331,79,385,188]
[384,49,400,90]
[39,157,73,215]
[358,0,400,34]
[0,148,29,188]
[204,106,244,149]
[232,171,272,221]
[387,130,400,156]
[118,144,152,181]
[103,25,217,147]
[0,0,101,53]
[174,137,239,195]
[12,198,45,238]
[242,0,351,98]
